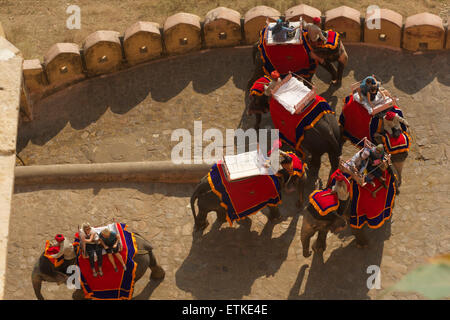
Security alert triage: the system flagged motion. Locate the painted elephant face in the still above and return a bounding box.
[248,94,269,115]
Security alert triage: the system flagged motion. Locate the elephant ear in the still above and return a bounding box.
[381,254,450,299]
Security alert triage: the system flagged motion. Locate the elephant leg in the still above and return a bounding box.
[72,289,86,300]
[312,230,328,253]
[148,250,165,280]
[254,113,262,130]
[308,153,322,184]
[392,160,404,187]
[194,208,209,230]
[335,62,345,86]
[328,152,341,181]
[216,209,227,223]
[268,206,281,221]
[300,213,317,257]
[321,60,337,82]
[335,47,348,86]
[352,227,369,248]
[296,175,307,208]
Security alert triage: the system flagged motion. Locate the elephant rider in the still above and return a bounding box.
[349,147,371,176]
[383,111,409,138]
[99,228,127,273]
[357,76,380,115]
[331,173,350,201]
[80,222,104,277]
[302,17,327,43]
[264,70,282,96]
[269,18,297,42]
[305,17,348,86]
[49,234,76,261]
[366,144,387,188]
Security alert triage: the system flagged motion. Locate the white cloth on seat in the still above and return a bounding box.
[80,223,123,260]
[353,91,393,115]
[273,77,312,114]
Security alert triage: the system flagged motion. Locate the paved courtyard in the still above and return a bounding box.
[5,46,450,299]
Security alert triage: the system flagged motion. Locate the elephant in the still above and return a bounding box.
[247,92,342,183]
[373,131,409,188]
[31,232,165,300]
[190,154,307,230]
[309,31,348,86]
[300,179,351,258]
[339,93,410,188]
[300,162,400,256]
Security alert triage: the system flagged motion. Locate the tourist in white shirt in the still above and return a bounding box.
[80,222,103,277]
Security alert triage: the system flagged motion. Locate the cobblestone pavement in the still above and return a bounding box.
[6,46,450,299]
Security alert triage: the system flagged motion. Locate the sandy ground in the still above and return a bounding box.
[5,45,450,299]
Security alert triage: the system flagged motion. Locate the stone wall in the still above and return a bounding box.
[17,5,449,120]
[0,28,23,299]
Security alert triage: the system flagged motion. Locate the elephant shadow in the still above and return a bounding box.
[289,220,391,300]
[175,214,300,299]
[132,278,164,300]
[17,47,254,153]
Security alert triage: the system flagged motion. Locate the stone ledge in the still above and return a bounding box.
[0,36,22,300]
[15,161,212,185]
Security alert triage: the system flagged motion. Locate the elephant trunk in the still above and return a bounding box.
[31,267,44,300]
[300,212,316,258]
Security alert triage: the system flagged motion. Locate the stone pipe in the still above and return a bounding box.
[14,161,212,185]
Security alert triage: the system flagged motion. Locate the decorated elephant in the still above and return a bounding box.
[190,151,307,230]
[339,90,410,187]
[247,81,342,183]
[300,171,352,257]
[31,227,165,300]
[246,19,319,100]
[308,29,348,86]
[301,162,399,256]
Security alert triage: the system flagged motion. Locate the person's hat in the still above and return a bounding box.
[271,70,280,80]
[313,17,321,25]
[55,234,65,242]
[385,111,396,121]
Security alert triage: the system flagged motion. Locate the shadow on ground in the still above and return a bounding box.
[17,46,449,154]
[288,220,391,299]
[175,214,300,299]
[17,47,254,153]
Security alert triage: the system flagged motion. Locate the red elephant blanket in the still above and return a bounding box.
[309,189,339,217]
[258,26,318,80]
[379,131,411,155]
[270,95,334,158]
[349,170,396,229]
[73,223,138,300]
[207,161,282,226]
[339,94,410,152]
[309,169,352,218]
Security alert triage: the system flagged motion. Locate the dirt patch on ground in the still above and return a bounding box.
[5,45,450,299]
